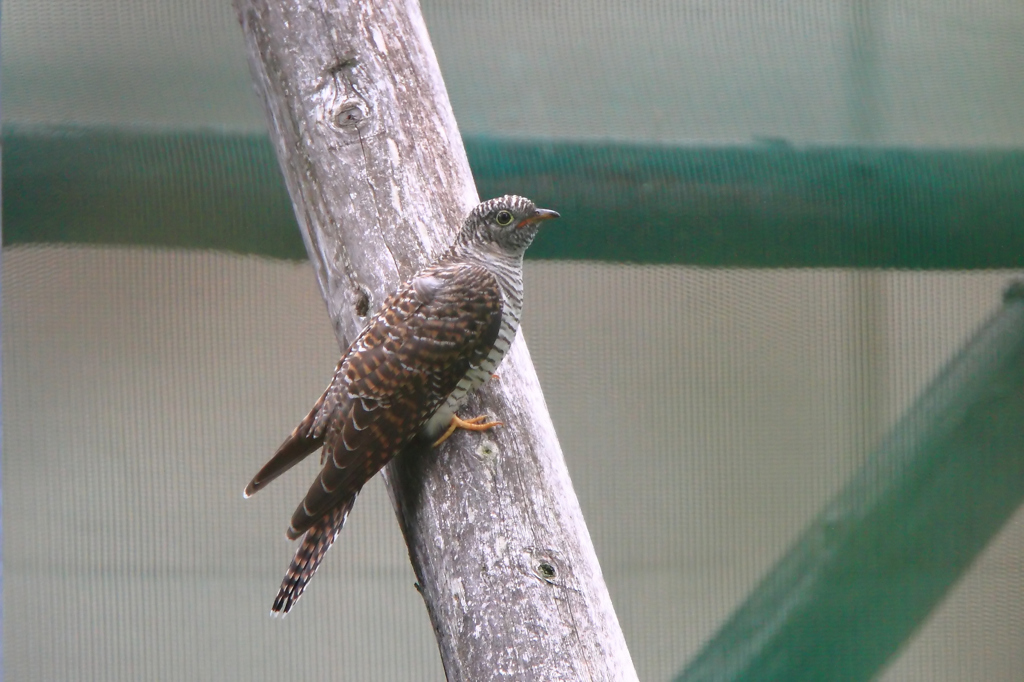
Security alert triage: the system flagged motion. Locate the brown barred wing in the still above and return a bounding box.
[243,369,336,498]
[286,263,503,540]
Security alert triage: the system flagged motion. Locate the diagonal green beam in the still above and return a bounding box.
[4,125,1024,268]
[676,282,1024,682]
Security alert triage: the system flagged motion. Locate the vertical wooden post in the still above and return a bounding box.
[233,1,637,679]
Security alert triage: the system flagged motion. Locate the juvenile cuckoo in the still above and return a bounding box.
[245,195,558,614]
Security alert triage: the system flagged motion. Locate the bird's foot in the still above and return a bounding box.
[432,414,503,447]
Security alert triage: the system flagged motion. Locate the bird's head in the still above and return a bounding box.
[457,195,559,257]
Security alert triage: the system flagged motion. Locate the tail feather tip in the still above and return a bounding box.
[271,592,296,616]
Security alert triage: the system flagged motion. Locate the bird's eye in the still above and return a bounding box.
[495,210,514,226]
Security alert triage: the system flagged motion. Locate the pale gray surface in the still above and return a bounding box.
[4,247,1024,681]
[3,0,1024,145]
[2,248,441,682]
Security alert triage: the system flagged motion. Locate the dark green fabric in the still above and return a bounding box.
[5,125,1024,268]
[3,126,303,258]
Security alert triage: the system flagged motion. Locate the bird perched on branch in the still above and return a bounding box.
[244,195,558,614]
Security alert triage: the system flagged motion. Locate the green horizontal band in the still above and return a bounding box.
[3,126,305,258]
[4,125,1024,268]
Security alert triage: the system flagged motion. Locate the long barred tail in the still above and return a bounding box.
[271,495,356,616]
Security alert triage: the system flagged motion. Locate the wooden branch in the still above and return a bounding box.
[233,1,637,679]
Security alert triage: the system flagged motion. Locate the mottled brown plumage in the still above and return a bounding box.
[245,196,558,614]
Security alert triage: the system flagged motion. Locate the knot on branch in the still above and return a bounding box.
[525,547,567,586]
[314,67,373,135]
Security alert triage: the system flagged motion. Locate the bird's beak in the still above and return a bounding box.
[516,207,560,229]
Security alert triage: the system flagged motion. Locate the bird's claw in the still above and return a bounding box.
[432,413,503,447]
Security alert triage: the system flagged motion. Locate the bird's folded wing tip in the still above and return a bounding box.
[243,480,260,498]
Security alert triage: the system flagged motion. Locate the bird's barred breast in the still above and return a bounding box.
[434,261,523,421]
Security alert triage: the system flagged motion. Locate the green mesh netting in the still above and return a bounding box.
[4,2,1024,681]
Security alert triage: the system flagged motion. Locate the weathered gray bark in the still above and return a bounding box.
[233,1,637,679]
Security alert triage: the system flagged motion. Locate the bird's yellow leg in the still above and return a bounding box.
[432,414,504,447]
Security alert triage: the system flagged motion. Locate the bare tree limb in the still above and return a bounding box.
[233,1,638,679]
